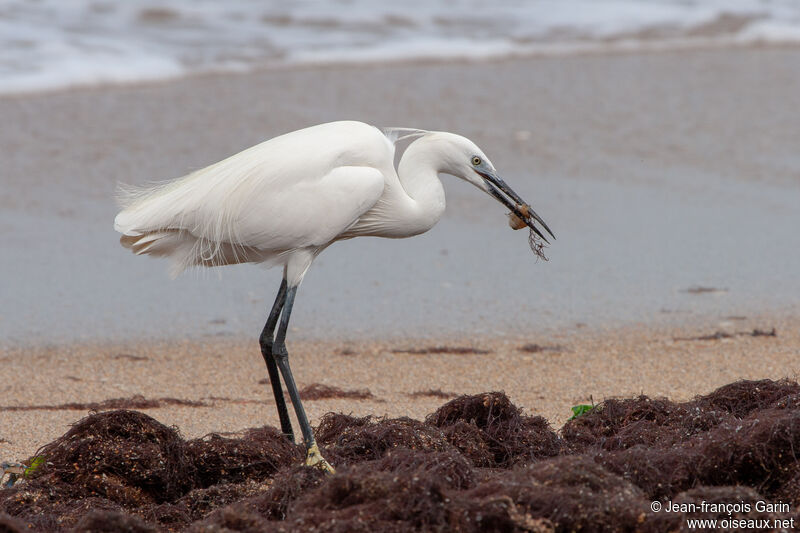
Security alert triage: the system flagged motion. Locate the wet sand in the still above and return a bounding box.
[1,47,800,344]
[2,48,800,462]
[2,313,798,461]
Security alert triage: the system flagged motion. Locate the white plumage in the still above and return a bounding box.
[113,120,552,472]
[114,120,510,284]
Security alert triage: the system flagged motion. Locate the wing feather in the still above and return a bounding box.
[114,121,391,274]
[382,126,429,145]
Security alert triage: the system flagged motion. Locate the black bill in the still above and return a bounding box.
[479,171,555,244]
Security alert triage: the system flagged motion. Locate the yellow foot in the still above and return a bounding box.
[305,443,335,474]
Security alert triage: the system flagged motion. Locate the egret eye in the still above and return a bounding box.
[471,156,482,166]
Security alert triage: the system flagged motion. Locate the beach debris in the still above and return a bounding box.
[73,509,159,532]
[314,413,453,467]
[519,343,564,353]
[692,378,800,417]
[298,384,375,401]
[3,380,800,531]
[1,461,25,488]
[677,331,734,341]
[568,403,595,421]
[113,353,149,361]
[0,395,209,412]
[392,346,490,355]
[23,457,44,478]
[0,513,28,532]
[187,427,301,487]
[0,457,44,488]
[682,286,728,294]
[751,327,778,337]
[408,389,459,399]
[200,396,266,406]
[427,392,562,467]
[673,327,777,341]
[225,464,327,521]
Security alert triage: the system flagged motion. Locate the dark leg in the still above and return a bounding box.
[273,285,334,472]
[259,278,294,441]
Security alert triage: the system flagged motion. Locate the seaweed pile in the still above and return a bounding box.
[2,379,800,531]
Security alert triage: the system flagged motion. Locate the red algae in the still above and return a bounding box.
[1,380,799,531]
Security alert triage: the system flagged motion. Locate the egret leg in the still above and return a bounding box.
[272,285,335,473]
[259,278,294,442]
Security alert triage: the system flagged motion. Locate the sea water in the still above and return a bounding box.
[3,0,800,95]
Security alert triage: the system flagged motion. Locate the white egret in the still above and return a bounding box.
[114,120,554,473]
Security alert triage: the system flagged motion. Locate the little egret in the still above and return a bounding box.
[114,120,554,472]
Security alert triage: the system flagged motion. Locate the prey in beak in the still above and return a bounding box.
[475,168,555,253]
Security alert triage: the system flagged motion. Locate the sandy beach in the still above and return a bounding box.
[2,37,800,530]
[1,313,798,462]
[2,48,800,464]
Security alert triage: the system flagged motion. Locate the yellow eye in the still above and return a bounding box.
[472,156,482,166]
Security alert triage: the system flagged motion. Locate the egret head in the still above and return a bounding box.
[429,132,555,244]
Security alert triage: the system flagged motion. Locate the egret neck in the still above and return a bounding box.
[390,134,447,238]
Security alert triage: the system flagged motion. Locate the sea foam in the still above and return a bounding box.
[2,0,800,95]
